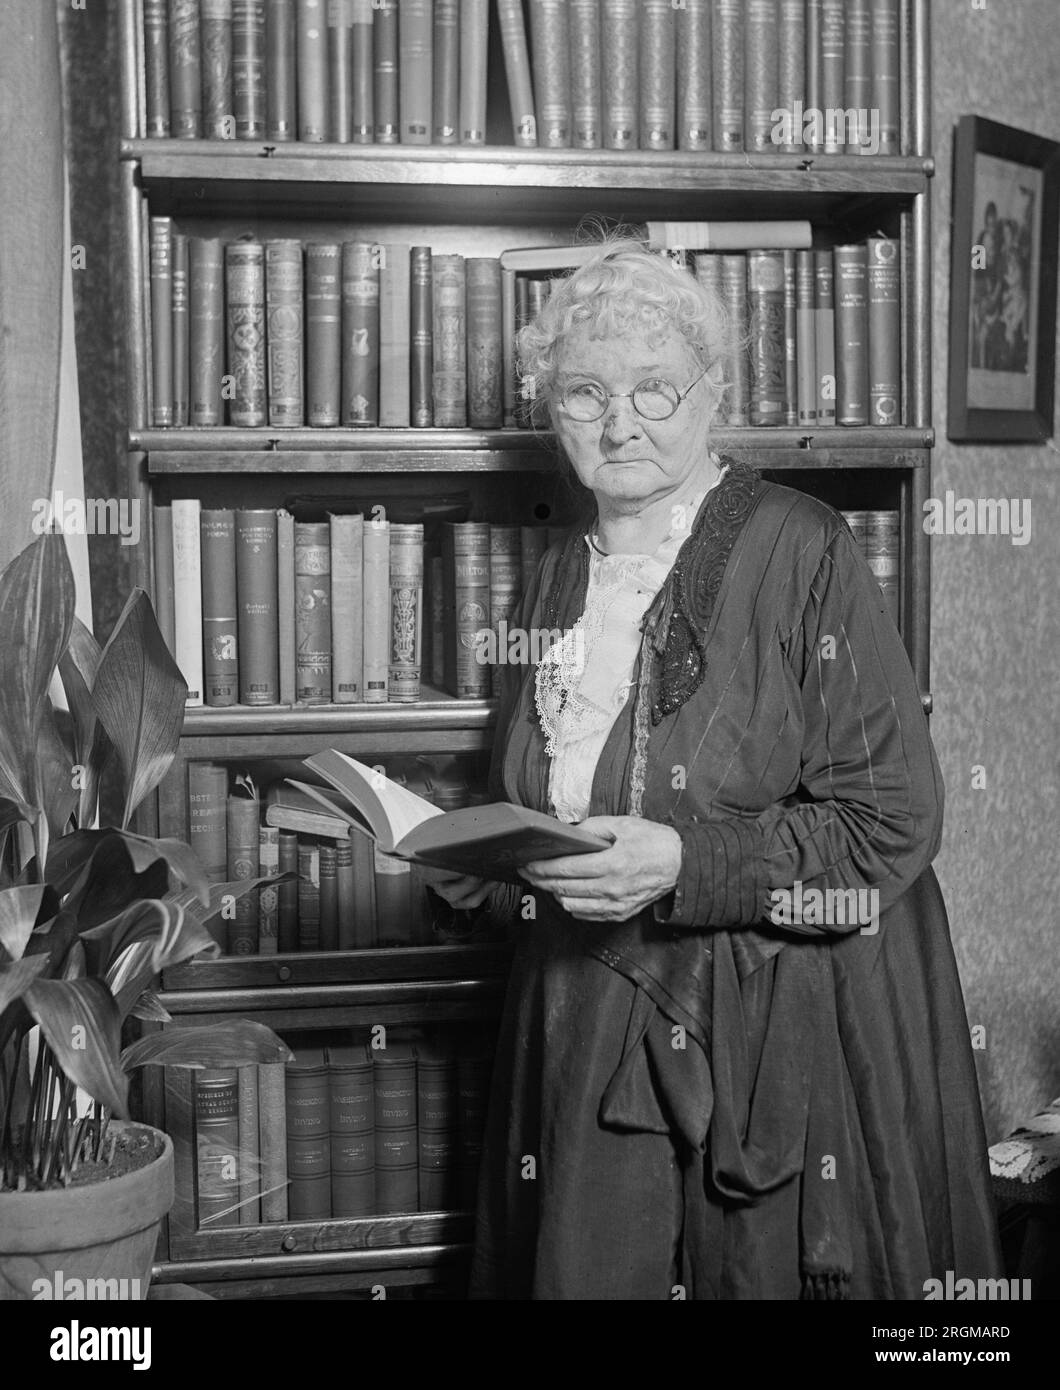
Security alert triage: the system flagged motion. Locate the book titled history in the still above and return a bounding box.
[416,1042,458,1211]
[459,0,489,145]
[143,0,171,137]
[601,0,638,150]
[201,0,235,139]
[171,499,204,705]
[153,505,177,655]
[744,0,778,155]
[327,0,352,142]
[227,775,260,954]
[362,519,391,703]
[844,0,873,153]
[747,250,787,427]
[431,254,467,427]
[189,238,225,425]
[328,1044,375,1217]
[168,0,203,139]
[265,240,304,426]
[235,508,279,704]
[711,0,744,153]
[867,236,901,427]
[342,241,380,426]
[410,246,434,427]
[640,0,676,151]
[777,0,805,154]
[258,1063,289,1221]
[529,0,571,148]
[200,508,239,706]
[389,523,424,703]
[442,521,490,698]
[834,243,869,426]
[813,249,837,425]
[188,762,229,886]
[466,258,503,429]
[289,750,612,879]
[819,0,845,155]
[237,1067,261,1224]
[379,243,411,427]
[677,0,712,152]
[872,0,900,156]
[149,217,173,427]
[285,1048,331,1220]
[265,0,297,140]
[432,0,460,144]
[330,512,364,703]
[232,0,267,139]
[373,1041,418,1214]
[719,254,750,427]
[306,242,342,427]
[399,0,432,145]
[225,240,267,427]
[795,250,818,426]
[295,0,328,141]
[258,823,280,953]
[351,0,374,142]
[294,521,332,702]
[194,1069,240,1228]
[170,234,189,425]
[497,0,536,146]
[373,0,399,143]
[277,508,297,703]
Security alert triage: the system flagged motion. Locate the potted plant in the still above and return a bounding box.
[0,533,291,1300]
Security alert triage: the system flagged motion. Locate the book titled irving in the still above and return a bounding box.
[287,749,611,880]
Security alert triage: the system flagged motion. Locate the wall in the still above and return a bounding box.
[931,0,1060,1141]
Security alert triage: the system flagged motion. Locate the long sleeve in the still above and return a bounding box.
[659,525,944,935]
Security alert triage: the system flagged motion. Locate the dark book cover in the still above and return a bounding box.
[431,254,467,427]
[328,1044,375,1217]
[601,0,638,150]
[373,1041,418,1215]
[813,249,837,425]
[195,1069,240,1228]
[640,0,675,151]
[149,216,173,428]
[296,0,328,141]
[374,845,413,947]
[295,521,332,703]
[834,243,869,426]
[265,0,297,140]
[143,0,171,137]
[805,0,823,152]
[844,0,873,154]
[341,241,381,426]
[318,842,339,950]
[189,237,225,426]
[529,0,571,148]
[719,253,750,426]
[458,0,489,145]
[265,239,304,426]
[200,508,239,706]
[227,777,261,954]
[872,0,900,157]
[570,0,601,150]
[278,830,300,952]
[277,508,297,703]
[399,0,432,145]
[170,232,189,426]
[466,257,503,428]
[488,525,521,697]
[233,0,267,139]
[330,512,364,703]
[867,236,901,427]
[711,0,744,153]
[352,827,377,947]
[442,521,490,699]
[677,0,712,152]
[201,0,235,139]
[335,839,357,950]
[747,250,787,427]
[820,0,845,155]
[456,1045,490,1210]
[306,242,343,427]
[235,508,280,704]
[744,0,778,155]
[153,505,177,655]
[410,246,434,427]
[519,525,546,596]
[795,250,818,426]
[372,0,399,143]
[297,841,321,950]
[432,0,460,144]
[351,0,374,142]
[188,762,229,886]
[225,240,267,427]
[285,1048,331,1219]
[328,0,352,141]
[497,0,536,147]
[416,1042,458,1211]
[389,523,424,703]
[258,824,280,953]
[168,0,203,139]
[379,243,411,427]
[777,0,805,154]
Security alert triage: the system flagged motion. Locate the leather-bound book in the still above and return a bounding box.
[677,0,712,152]
[640,0,675,151]
[871,0,900,157]
[351,0,374,143]
[389,523,424,703]
[795,250,818,427]
[297,841,321,950]
[379,243,411,427]
[200,508,239,706]
[529,0,571,148]
[318,842,339,950]
[431,254,467,427]
[497,0,536,147]
[834,244,869,427]
[399,0,432,145]
[458,0,489,145]
[466,257,503,429]
[227,775,260,955]
[294,521,332,703]
[237,1067,261,1224]
[225,240,267,427]
[328,1044,375,1217]
[570,0,601,150]
[456,1043,491,1209]
[265,0,297,140]
[233,0,267,139]
[201,0,235,139]
[341,241,380,426]
[711,0,744,153]
[235,509,279,704]
[777,0,805,154]
[278,830,300,951]
[143,0,171,137]
[601,0,638,150]
[330,512,364,703]
[410,246,434,427]
[258,1063,289,1220]
[336,839,357,949]
[806,0,823,152]
[171,233,190,425]
[362,519,390,703]
[744,0,778,155]
[719,254,750,426]
[844,0,872,154]
[820,0,845,155]
[266,240,304,426]
[442,521,490,698]
[306,243,342,427]
[296,0,328,141]
[372,0,399,143]
[189,237,225,426]
[168,0,203,138]
[865,511,900,625]
[813,249,837,425]
[327,0,352,141]
[195,1069,240,1228]
[277,508,296,703]
[867,236,901,427]
[373,1041,418,1214]
[747,251,787,427]
[285,1048,331,1219]
[188,763,229,887]
[433,0,460,144]
[488,525,521,696]
[149,217,173,428]
[258,824,280,953]
[416,1041,458,1211]
[783,249,798,426]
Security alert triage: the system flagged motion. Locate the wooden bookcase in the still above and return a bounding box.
[119,0,934,1298]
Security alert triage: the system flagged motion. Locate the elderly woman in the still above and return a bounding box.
[428,243,1002,1300]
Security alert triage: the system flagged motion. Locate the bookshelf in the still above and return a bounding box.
[119,0,934,1298]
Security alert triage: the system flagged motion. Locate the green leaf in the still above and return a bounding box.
[0,953,48,1016]
[22,976,128,1118]
[58,617,111,828]
[0,885,46,961]
[121,1021,293,1072]
[90,589,187,829]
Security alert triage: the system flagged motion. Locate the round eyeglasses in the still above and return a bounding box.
[559,364,710,423]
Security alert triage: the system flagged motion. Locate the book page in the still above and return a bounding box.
[302,751,443,852]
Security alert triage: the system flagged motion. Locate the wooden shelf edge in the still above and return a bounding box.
[176,692,496,736]
[156,976,507,1013]
[162,942,513,992]
[154,1242,470,1284]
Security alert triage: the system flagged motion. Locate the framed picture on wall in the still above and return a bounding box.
[948,115,1060,442]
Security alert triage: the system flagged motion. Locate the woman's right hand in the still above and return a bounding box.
[418,864,495,910]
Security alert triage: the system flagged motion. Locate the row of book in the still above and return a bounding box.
[156,503,552,706]
[146,224,900,432]
[181,1031,492,1227]
[142,1,904,156]
[191,757,489,954]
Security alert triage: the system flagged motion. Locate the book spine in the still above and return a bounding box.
[195,1069,240,1227]
[399,0,432,145]
[200,508,239,706]
[429,552,445,686]
[351,0,374,142]
[336,839,356,950]
[389,523,424,703]
[501,267,517,427]
[329,1054,374,1216]
[820,0,845,155]
[278,830,300,951]
[277,508,296,702]
[235,509,280,704]
[416,1052,457,1211]
[805,0,823,153]
[431,254,467,427]
[171,499,204,706]
[459,0,489,146]
[169,0,203,138]
[497,0,536,147]
[171,234,189,426]
[871,0,900,157]
[640,0,676,152]
[226,241,267,427]
[188,763,229,883]
[432,0,460,144]
[373,0,399,143]
[456,1048,489,1209]
[266,0,297,140]
[362,520,391,703]
[328,0,352,141]
[237,1067,261,1224]
[600,0,637,150]
[777,0,805,154]
[295,521,332,702]
[813,249,836,424]
[189,238,225,426]
[258,823,280,953]
[374,1051,418,1214]
[795,250,818,426]
[330,513,364,702]
[569,0,601,150]
[489,525,521,698]
[529,0,571,148]
[845,0,872,154]
[296,0,329,141]
[149,217,173,428]
[318,842,339,950]
[410,247,434,427]
[719,254,749,427]
[747,251,786,427]
[834,244,869,426]
[201,0,235,139]
[865,510,900,625]
[143,0,171,137]
[867,236,901,427]
[285,1054,331,1219]
[379,243,411,427]
[233,0,267,139]
[351,828,377,946]
[711,0,743,153]
[297,842,321,950]
[227,787,260,954]
[306,243,342,426]
[265,239,305,426]
[342,241,381,426]
[153,505,176,654]
[448,521,491,698]
[745,0,778,155]
[257,1064,289,1220]
[466,257,503,428]
[783,248,798,427]
[677,0,712,152]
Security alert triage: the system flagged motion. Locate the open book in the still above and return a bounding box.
[286,750,612,879]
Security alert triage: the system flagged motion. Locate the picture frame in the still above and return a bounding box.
[948,115,1060,443]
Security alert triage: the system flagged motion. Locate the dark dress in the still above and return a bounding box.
[468,460,1003,1301]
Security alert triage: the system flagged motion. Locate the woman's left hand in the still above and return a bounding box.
[519,816,683,923]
